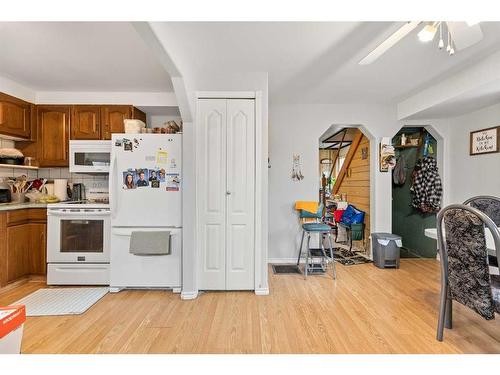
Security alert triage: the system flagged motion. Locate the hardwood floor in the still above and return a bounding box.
[1,259,499,354]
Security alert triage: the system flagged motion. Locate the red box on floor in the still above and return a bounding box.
[0,305,26,354]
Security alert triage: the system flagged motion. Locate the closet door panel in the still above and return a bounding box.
[197,99,227,290]
[226,99,255,290]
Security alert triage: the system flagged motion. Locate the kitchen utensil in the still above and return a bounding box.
[10,191,26,203]
[38,179,48,192]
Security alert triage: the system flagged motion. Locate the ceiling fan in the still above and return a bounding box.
[359,21,483,65]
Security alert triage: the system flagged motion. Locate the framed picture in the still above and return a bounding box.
[379,137,396,172]
[470,126,499,156]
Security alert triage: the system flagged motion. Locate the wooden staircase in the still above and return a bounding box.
[333,129,364,194]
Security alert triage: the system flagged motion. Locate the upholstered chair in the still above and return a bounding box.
[436,204,500,341]
[464,196,500,226]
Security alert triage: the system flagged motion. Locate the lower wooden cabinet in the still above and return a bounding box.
[6,224,31,282]
[0,209,47,287]
[29,223,47,276]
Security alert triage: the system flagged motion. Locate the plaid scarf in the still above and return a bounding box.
[410,156,442,213]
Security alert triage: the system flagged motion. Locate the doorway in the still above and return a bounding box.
[319,126,371,254]
[391,127,440,258]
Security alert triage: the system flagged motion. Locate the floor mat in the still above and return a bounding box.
[272,264,302,274]
[12,287,109,316]
[333,249,372,266]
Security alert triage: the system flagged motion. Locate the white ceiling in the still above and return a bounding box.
[155,22,500,105]
[0,22,173,92]
[3,21,500,113]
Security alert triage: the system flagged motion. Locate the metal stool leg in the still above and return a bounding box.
[327,232,336,280]
[304,232,311,279]
[320,232,328,272]
[297,230,305,266]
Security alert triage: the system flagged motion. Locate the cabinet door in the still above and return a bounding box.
[132,107,147,125]
[101,105,132,140]
[6,224,30,282]
[38,106,71,167]
[225,99,255,290]
[71,105,101,140]
[197,99,227,290]
[29,223,47,276]
[0,92,31,139]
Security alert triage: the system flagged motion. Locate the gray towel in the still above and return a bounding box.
[129,231,171,255]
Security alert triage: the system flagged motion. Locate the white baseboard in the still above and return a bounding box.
[181,290,199,300]
[255,287,269,296]
[172,287,181,294]
[268,258,302,264]
[109,287,124,293]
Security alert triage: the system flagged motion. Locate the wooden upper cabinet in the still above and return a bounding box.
[101,105,132,140]
[38,105,71,167]
[0,92,32,139]
[71,105,101,140]
[133,107,147,125]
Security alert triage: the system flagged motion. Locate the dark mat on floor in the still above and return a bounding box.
[272,264,302,274]
[333,249,372,266]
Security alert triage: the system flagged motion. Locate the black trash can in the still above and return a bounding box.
[371,232,402,269]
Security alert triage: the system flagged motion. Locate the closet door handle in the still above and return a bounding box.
[226,191,231,195]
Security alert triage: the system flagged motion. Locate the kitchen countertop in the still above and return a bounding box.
[0,202,48,211]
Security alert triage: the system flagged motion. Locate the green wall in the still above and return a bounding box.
[391,131,438,258]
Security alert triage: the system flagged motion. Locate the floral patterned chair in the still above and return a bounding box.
[463,195,500,226]
[436,204,500,341]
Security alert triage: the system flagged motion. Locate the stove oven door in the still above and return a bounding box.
[47,209,110,263]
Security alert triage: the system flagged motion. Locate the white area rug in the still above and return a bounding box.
[13,288,109,316]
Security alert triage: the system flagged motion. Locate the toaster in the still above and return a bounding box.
[0,188,11,203]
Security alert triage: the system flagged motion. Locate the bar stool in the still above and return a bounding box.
[297,222,337,279]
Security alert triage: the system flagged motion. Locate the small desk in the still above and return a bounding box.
[424,227,500,275]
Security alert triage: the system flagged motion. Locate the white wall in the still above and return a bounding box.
[147,115,183,128]
[0,75,36,102]
[441,103,500,202]
[267,103,455,262]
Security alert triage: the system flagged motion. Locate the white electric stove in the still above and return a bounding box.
[47,200,111,285]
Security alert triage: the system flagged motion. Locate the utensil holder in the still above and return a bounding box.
[10,192,26,203]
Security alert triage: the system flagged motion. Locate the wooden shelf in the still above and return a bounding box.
[0,164,39,170]
[395,144,421,149]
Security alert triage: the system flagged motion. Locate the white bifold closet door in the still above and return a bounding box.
[197,98,255,290]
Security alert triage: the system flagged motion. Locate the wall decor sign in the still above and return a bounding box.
[379,137,396,172]
[470,126,499,155]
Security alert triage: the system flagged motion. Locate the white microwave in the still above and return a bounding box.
[69,140,112,173]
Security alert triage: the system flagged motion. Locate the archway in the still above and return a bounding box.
[318,124,374,259]
[391,125,445,258]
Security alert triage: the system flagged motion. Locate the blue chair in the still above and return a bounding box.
[296,204,336,279]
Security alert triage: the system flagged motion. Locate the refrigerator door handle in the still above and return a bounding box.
[110,154,118,220]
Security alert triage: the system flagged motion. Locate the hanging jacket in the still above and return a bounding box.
[409,156,442,213]
[393,154,406,186]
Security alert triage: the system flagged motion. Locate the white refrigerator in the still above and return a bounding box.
[109,133,182,290]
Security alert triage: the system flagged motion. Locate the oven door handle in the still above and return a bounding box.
[47,211,111,218]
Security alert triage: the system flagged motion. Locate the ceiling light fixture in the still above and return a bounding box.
[438,23,444,49]
[418,23,438,42]
[419,22,462,56]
